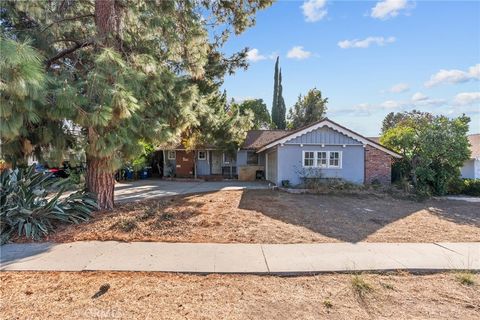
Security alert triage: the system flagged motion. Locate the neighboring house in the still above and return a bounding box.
[461,134,480,179]
[237,118,402,186]
[162,145,237,178]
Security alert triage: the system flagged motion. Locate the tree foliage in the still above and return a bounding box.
[287,88,328,129]
[271,57,286,129]
[231,99,271,129]
[380,111,471,196]
[1,0,271,209]
[381,110,433,134]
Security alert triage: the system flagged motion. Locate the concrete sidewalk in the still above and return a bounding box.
[1,242,478,274]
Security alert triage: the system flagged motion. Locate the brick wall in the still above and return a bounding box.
[364,145,392,185]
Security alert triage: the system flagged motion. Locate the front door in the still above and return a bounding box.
[211,151,222,174]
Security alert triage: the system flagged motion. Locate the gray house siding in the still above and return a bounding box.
[276,145,365,185]
[196,151,211,176]
[286,127,362,145]
[237,150,266,166]
[237,150,248,166]
[461,159,480,179]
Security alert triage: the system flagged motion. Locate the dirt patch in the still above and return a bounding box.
[0,272,478,319]
[29,189,480,243]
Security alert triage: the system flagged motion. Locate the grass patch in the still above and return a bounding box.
[323,299,333,309]
[351,275,373,296]
[455,271,476,286]
[110,217,138,232]
[380,282,395,290]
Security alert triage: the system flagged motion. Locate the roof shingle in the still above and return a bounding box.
[242,130,290,150]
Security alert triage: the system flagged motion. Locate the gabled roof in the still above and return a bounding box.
[468,134,480,159]
[242,130,291,150]
[256,118,402,158]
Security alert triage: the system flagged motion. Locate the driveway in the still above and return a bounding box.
[114,179,270,203]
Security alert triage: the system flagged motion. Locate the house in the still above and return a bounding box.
[237,118,402,186]
[162,145,237,179]
[460,134,480,179]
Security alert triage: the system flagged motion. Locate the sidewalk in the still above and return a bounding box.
[1,242,478,274]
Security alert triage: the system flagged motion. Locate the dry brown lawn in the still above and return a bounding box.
[1,271,478,319]
[37,189,480,243]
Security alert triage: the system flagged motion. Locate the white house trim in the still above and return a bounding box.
[257,119,402,158]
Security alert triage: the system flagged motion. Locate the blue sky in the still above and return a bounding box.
[221,0,480,136]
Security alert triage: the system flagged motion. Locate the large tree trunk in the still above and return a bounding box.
[95,0,124,45]
[86,157,115,210]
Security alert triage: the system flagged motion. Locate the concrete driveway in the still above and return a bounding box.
[114,179,270,203]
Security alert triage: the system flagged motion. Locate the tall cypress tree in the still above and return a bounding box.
[277,69,286,129]
[271,57,286,129]
[271,56,279,128]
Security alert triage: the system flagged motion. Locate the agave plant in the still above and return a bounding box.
[0,165,98,243]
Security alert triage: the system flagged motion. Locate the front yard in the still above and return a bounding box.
[1,271,478,319]
[39,189,479,243]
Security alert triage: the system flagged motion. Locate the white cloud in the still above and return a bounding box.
[338,36,396,49]
[389,83,409,93]
[287,46,312,60]
[301,0,328,22]
[246,48,266,62]
[424,64,480,87]
[453,92,480,106]
[411,92,428,102]
[381,100,404,109]
[371,0,409,20]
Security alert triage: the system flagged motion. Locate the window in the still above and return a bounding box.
[329,152,341,168]
[247,151,259,165]
[303,151,315,167]
[316,151,327,168]
[223,153,234,164]
[167,150,176,160]
[198,151,207,160]
[302,151,342,168]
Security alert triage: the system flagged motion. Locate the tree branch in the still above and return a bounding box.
[41,14,95,32]
[46,40,94,68]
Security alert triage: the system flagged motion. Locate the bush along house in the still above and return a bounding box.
[236,118,402,186]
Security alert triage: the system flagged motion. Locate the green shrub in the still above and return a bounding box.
[0,166,97,243]
[455,271,476,286]
[351,275,373,297]
[448,178,480,196]
[462,179,480,196]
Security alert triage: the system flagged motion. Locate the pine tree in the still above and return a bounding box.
[1,0,272,209]
[271,56,280,128]
[0,37,73,167]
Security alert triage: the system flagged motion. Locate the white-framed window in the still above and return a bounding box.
[223,153,234,164]
[302,151,342,169]
[303,151,315,167]
[329,151,341,168]
[167,150,176,160]
[198,150,207,160]
[316,151,327,168]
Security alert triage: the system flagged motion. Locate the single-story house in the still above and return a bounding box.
[161,145,237,179]
[237,118,402,186]
[460,134,480,179]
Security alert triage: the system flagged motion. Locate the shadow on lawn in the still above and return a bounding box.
[238,189,480,243]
